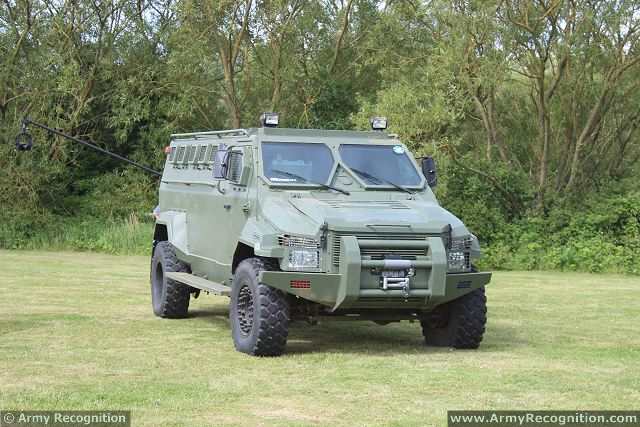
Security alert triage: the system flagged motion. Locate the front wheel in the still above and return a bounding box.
[230,258,289,356]
[420,287,487,349]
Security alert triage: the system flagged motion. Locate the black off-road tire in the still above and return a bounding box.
[230,258,289,357]
[150,241,192,318]
[420,287,487,349]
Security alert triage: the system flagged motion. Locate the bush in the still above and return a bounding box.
[437,157,532,244]
[0,213,153,255]
[57,214,153,254]
[481,188,640,275]
[0,166,156,256]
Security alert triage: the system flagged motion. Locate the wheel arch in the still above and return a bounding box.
[154,211,189,256]
[232,242,255,273]
[153,223,168,242]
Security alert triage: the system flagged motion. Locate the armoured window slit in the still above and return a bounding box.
[176,146,186,163]
[168,146,176,162]
[196,145,207,162]
[193,144,207,169]
[204,145,215,168]
[187,145,197,163]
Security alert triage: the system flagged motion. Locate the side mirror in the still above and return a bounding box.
[224,150,244,183]
[421,156,437,188]
[212,144,228,179]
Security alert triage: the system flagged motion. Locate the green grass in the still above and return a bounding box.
[1,251,639,426]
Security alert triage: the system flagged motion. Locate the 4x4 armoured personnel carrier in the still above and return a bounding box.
[150,114,491,356]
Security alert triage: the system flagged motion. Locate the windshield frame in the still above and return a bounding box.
[337,143,426,190]
[259,140,339,188]
[258,139,426,191]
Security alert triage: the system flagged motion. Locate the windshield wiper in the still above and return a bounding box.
[271,169,350,195]
[347,166,414,194]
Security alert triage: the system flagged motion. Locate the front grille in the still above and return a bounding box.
[361,248,424,260]
[331,231,429,266]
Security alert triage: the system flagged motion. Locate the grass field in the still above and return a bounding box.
[1,251,639,426]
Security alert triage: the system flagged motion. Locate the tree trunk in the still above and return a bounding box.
[270,41,282,112]
[473,89,509,163]
[219,45,242,128]
[535,74,550,209]
[329,0,354,75]
[565,85,612,190]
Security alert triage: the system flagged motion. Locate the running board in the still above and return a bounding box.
[165,272,231,296]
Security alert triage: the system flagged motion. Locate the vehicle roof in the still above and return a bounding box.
[250,127,395,140]
[170,127,398,144]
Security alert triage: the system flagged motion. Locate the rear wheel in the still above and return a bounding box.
[150,241,192,318]
[230,258,289,356]
[420,287,487,349]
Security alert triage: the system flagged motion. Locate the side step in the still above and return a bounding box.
[165,272,231,296]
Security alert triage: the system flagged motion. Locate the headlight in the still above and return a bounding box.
[279,234,320,271]
[447,250,468,271]
[447,237,472,272]
[287,249,320,270]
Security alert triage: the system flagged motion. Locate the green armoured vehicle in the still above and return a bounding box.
[16,114,490,356]
[150,114,491,356]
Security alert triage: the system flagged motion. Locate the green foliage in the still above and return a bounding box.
[308,76,359,130]
[437,157,533,242]
[0,213,152,255]
[63,171,157,219]
[482,187,640,275]
[353,66,465,150]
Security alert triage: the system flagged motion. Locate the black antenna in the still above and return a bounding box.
[17,117,162,177]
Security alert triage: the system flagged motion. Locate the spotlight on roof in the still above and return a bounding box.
[370,116,388,131]
[260,112,279,128]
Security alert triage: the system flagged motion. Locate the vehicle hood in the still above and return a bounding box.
[261,195,468,237]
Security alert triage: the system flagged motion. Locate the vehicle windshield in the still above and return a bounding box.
[339,144,422,187]
[262,142,334,184]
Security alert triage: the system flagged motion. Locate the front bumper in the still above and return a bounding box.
[259,235,491,311]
